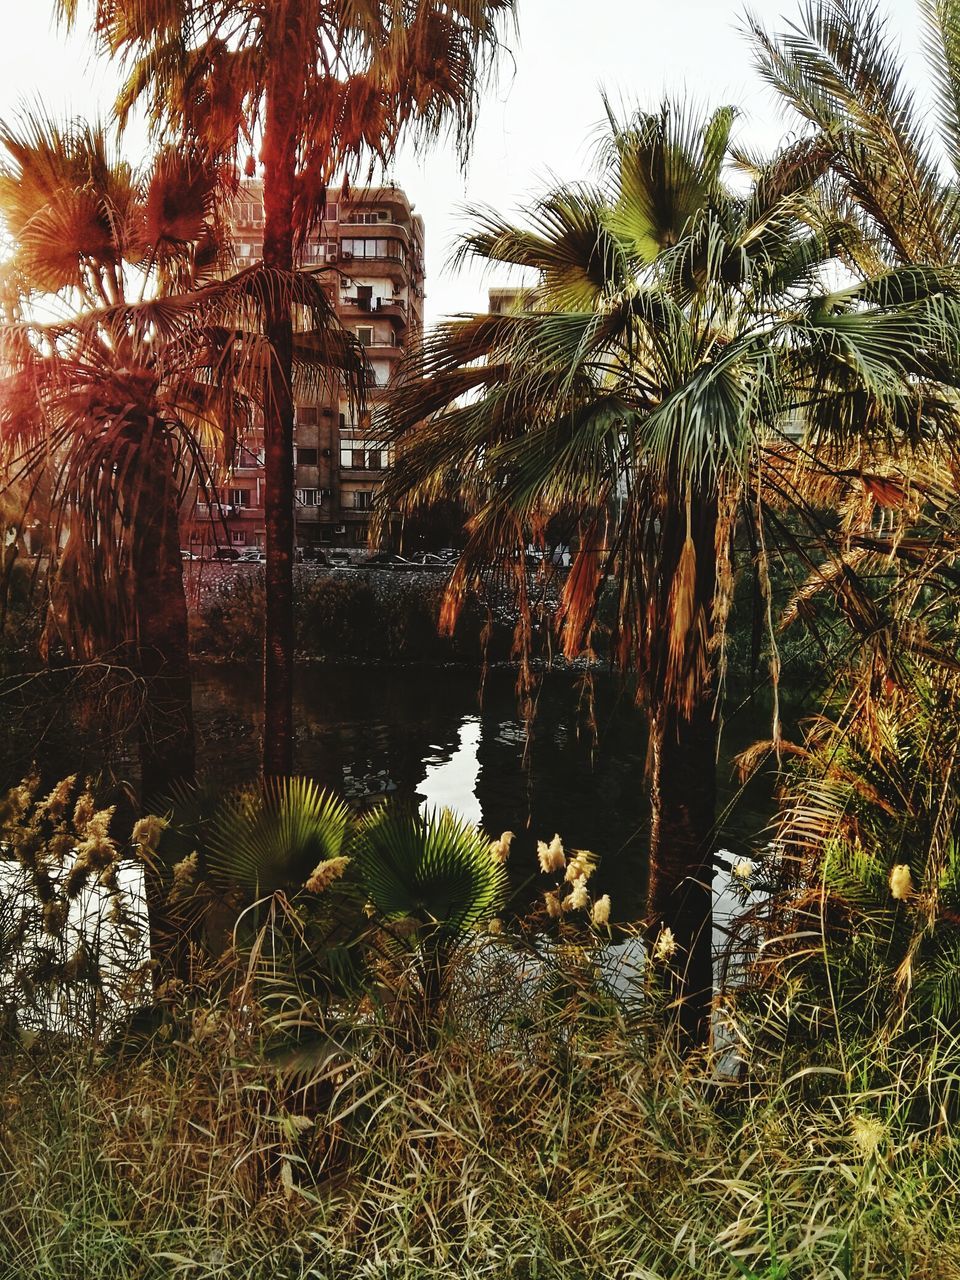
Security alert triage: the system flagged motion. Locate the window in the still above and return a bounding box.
[353,490,373,511]
[297,406,319,426]
[235,445,263,469]
[231,530,247,544]
[296,447,319,466]
[339,238,406,264]
[296,489,319,507]
[356,325,374,347]
[344,210,387,225]
[229,489,251,507]
[322,202,338,221]
[340,441,384,470]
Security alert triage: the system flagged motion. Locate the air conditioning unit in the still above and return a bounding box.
[320,407,333,417]
[335,524,347,534]
[340,250,353,261]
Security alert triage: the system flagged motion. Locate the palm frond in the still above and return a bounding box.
[205,778,353,897]
[352,806,507,940]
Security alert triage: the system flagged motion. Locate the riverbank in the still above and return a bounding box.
[1,948,954,1280]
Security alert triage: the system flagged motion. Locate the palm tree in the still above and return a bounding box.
[0,114,359,965]
[0,117,226,802]
[377,101,960,1040]
[58,0,517,778]
[748,0,960,272]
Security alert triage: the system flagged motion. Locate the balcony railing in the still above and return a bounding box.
[339,219,410,242]
[339,296,407,317]
[194,502,264,519]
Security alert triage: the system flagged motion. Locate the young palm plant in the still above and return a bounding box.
[377,100,960,1040]
[60,0,518,778]
[743,658,960,1042]
[179,778,507,1015]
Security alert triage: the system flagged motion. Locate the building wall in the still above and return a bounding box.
[185,182,424,553]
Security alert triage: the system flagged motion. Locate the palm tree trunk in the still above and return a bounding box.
[132,430,196,807]
[646,492,719,1046]
[647,697,717,1045]
[130,423,196,974]
[260,24,301,779]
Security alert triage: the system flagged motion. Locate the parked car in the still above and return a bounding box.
[326,550,354,569]
[299,546,330,565]
[238,549,266,563]
[362,551,418,570]
[408,551,450,571]
[180,548,200,560]
[210,546,242,562]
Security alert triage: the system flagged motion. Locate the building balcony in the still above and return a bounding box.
[194,502,264,520]
[362,342,404,361]
[339,466,387,479]
[338,296,408,327]
[335,255,410,284]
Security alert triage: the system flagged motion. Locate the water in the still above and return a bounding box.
[0,661,773,1038]
[194,662,775,923]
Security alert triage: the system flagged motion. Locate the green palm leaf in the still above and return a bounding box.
[205,777,352,897]
[352,807,507,941]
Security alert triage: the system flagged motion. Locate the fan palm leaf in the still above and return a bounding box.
[351,806,507,942]
[205,777,352,896]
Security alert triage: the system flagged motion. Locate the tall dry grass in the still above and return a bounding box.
[1,937,959,1280]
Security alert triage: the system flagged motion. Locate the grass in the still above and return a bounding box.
[2,941,960,1279]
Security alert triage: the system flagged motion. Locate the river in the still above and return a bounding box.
[194,662,775,923]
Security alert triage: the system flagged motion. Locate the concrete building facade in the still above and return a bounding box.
[187,181,425,553]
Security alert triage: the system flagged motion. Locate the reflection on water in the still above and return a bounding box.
[195,663,652,916]
[420,716,482,825]
[194,662,773,923]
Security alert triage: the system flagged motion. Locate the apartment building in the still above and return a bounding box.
[187,181,425,552]
[487,285,530,315]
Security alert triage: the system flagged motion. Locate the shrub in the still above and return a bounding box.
[191,570,498,663]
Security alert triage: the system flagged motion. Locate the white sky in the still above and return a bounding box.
[0,0,928,324]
